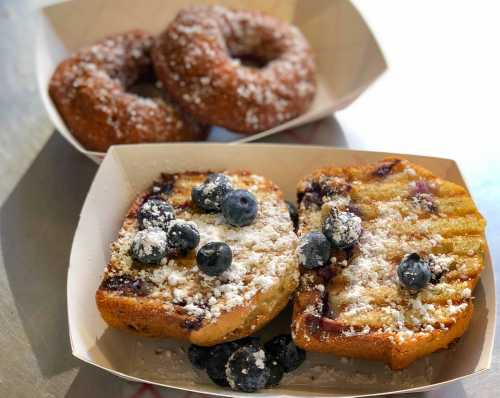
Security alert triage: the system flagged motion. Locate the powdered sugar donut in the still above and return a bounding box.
[152,6,316,134]
[49,30,207,152]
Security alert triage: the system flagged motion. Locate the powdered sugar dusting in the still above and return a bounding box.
[253,349,266,369]
[156,5,316,132]
[131,228,167,258]
[333,198,468,340]
[49,30,204,149]
[298,161,479,344]
[106,172,298,323]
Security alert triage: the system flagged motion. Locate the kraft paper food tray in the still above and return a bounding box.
[68,144,495,397]
[36,0,386,163]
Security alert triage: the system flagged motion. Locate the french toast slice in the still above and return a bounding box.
[96,171,299,346]
[292,158,486,369]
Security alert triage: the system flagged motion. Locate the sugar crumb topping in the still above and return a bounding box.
[160,5,316,131]
[295,166,476,341]
[333,198,468,340]
[106,173,298,322]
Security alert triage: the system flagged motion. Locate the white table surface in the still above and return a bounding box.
[0,1,498,397]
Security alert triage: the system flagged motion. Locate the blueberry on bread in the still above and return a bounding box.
[137,199,175,230]
[196,242,232,276]
[192,173,233,212]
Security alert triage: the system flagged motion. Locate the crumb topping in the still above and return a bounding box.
[155,5,316,132]
[49,30,205,150]
[297,159,484,343]
[104,173,298,323]
[334,198,470,340]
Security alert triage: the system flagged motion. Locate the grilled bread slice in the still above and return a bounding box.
[292,158,486,369]
[96,171,299,346]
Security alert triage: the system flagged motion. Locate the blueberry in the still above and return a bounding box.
[130,227,167,264]
[196,242,232,276]
[286,200,299,230]
[188,344,211,370]
[137,199,175,230]
[398,253,431,291]
[222,189,258,227]
[166,220,200,255]
[265,357,284,387]
[206,342,240,386]
[322,209,362,249]
[226,346,270,392]
[192,173,233,212]
[297,231,331,269]
[264,334,305,373]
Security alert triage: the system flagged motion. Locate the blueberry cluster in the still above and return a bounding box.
[191,173,258,227]
[191,174,259,276]
[131,197,200,264]
[188,334,305,392]
[297,208,362,269]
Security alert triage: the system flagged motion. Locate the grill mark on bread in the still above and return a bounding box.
[293,158,485,369]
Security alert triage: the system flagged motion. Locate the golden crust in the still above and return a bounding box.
[152,5,316,134]
[49,30,207,152]
[96,291,191,340]
[96,170,299,345]
[293,301,473,370]
[292,157,486,369]
[96,265,297,345]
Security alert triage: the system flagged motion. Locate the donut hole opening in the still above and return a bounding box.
[128,80,167,102]
[231,53,271,69]
[126,68,169,102]
[227,42,282,70]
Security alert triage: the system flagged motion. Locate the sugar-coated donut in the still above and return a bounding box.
[49,30,207,152]
[152,6,316,134]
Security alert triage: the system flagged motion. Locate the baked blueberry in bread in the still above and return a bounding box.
[292,158,486,369]
[96,171,299,346]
